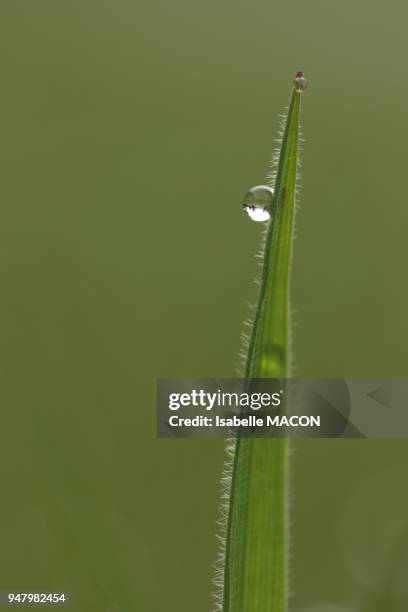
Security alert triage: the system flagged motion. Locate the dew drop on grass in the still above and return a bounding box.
[243,185,274,222]
[294,70,308,92]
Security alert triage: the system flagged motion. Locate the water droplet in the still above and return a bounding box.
[243,185,274,222]
[294,70,308,92]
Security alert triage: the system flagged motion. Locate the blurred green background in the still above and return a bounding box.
[0,1,407,610]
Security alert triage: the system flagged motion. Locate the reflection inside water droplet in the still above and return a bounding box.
[243,185,274,222]
[244,206,271,222]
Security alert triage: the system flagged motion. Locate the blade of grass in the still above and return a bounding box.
[216,72,306,612]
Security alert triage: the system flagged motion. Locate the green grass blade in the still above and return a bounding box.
[219,72,306,612]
